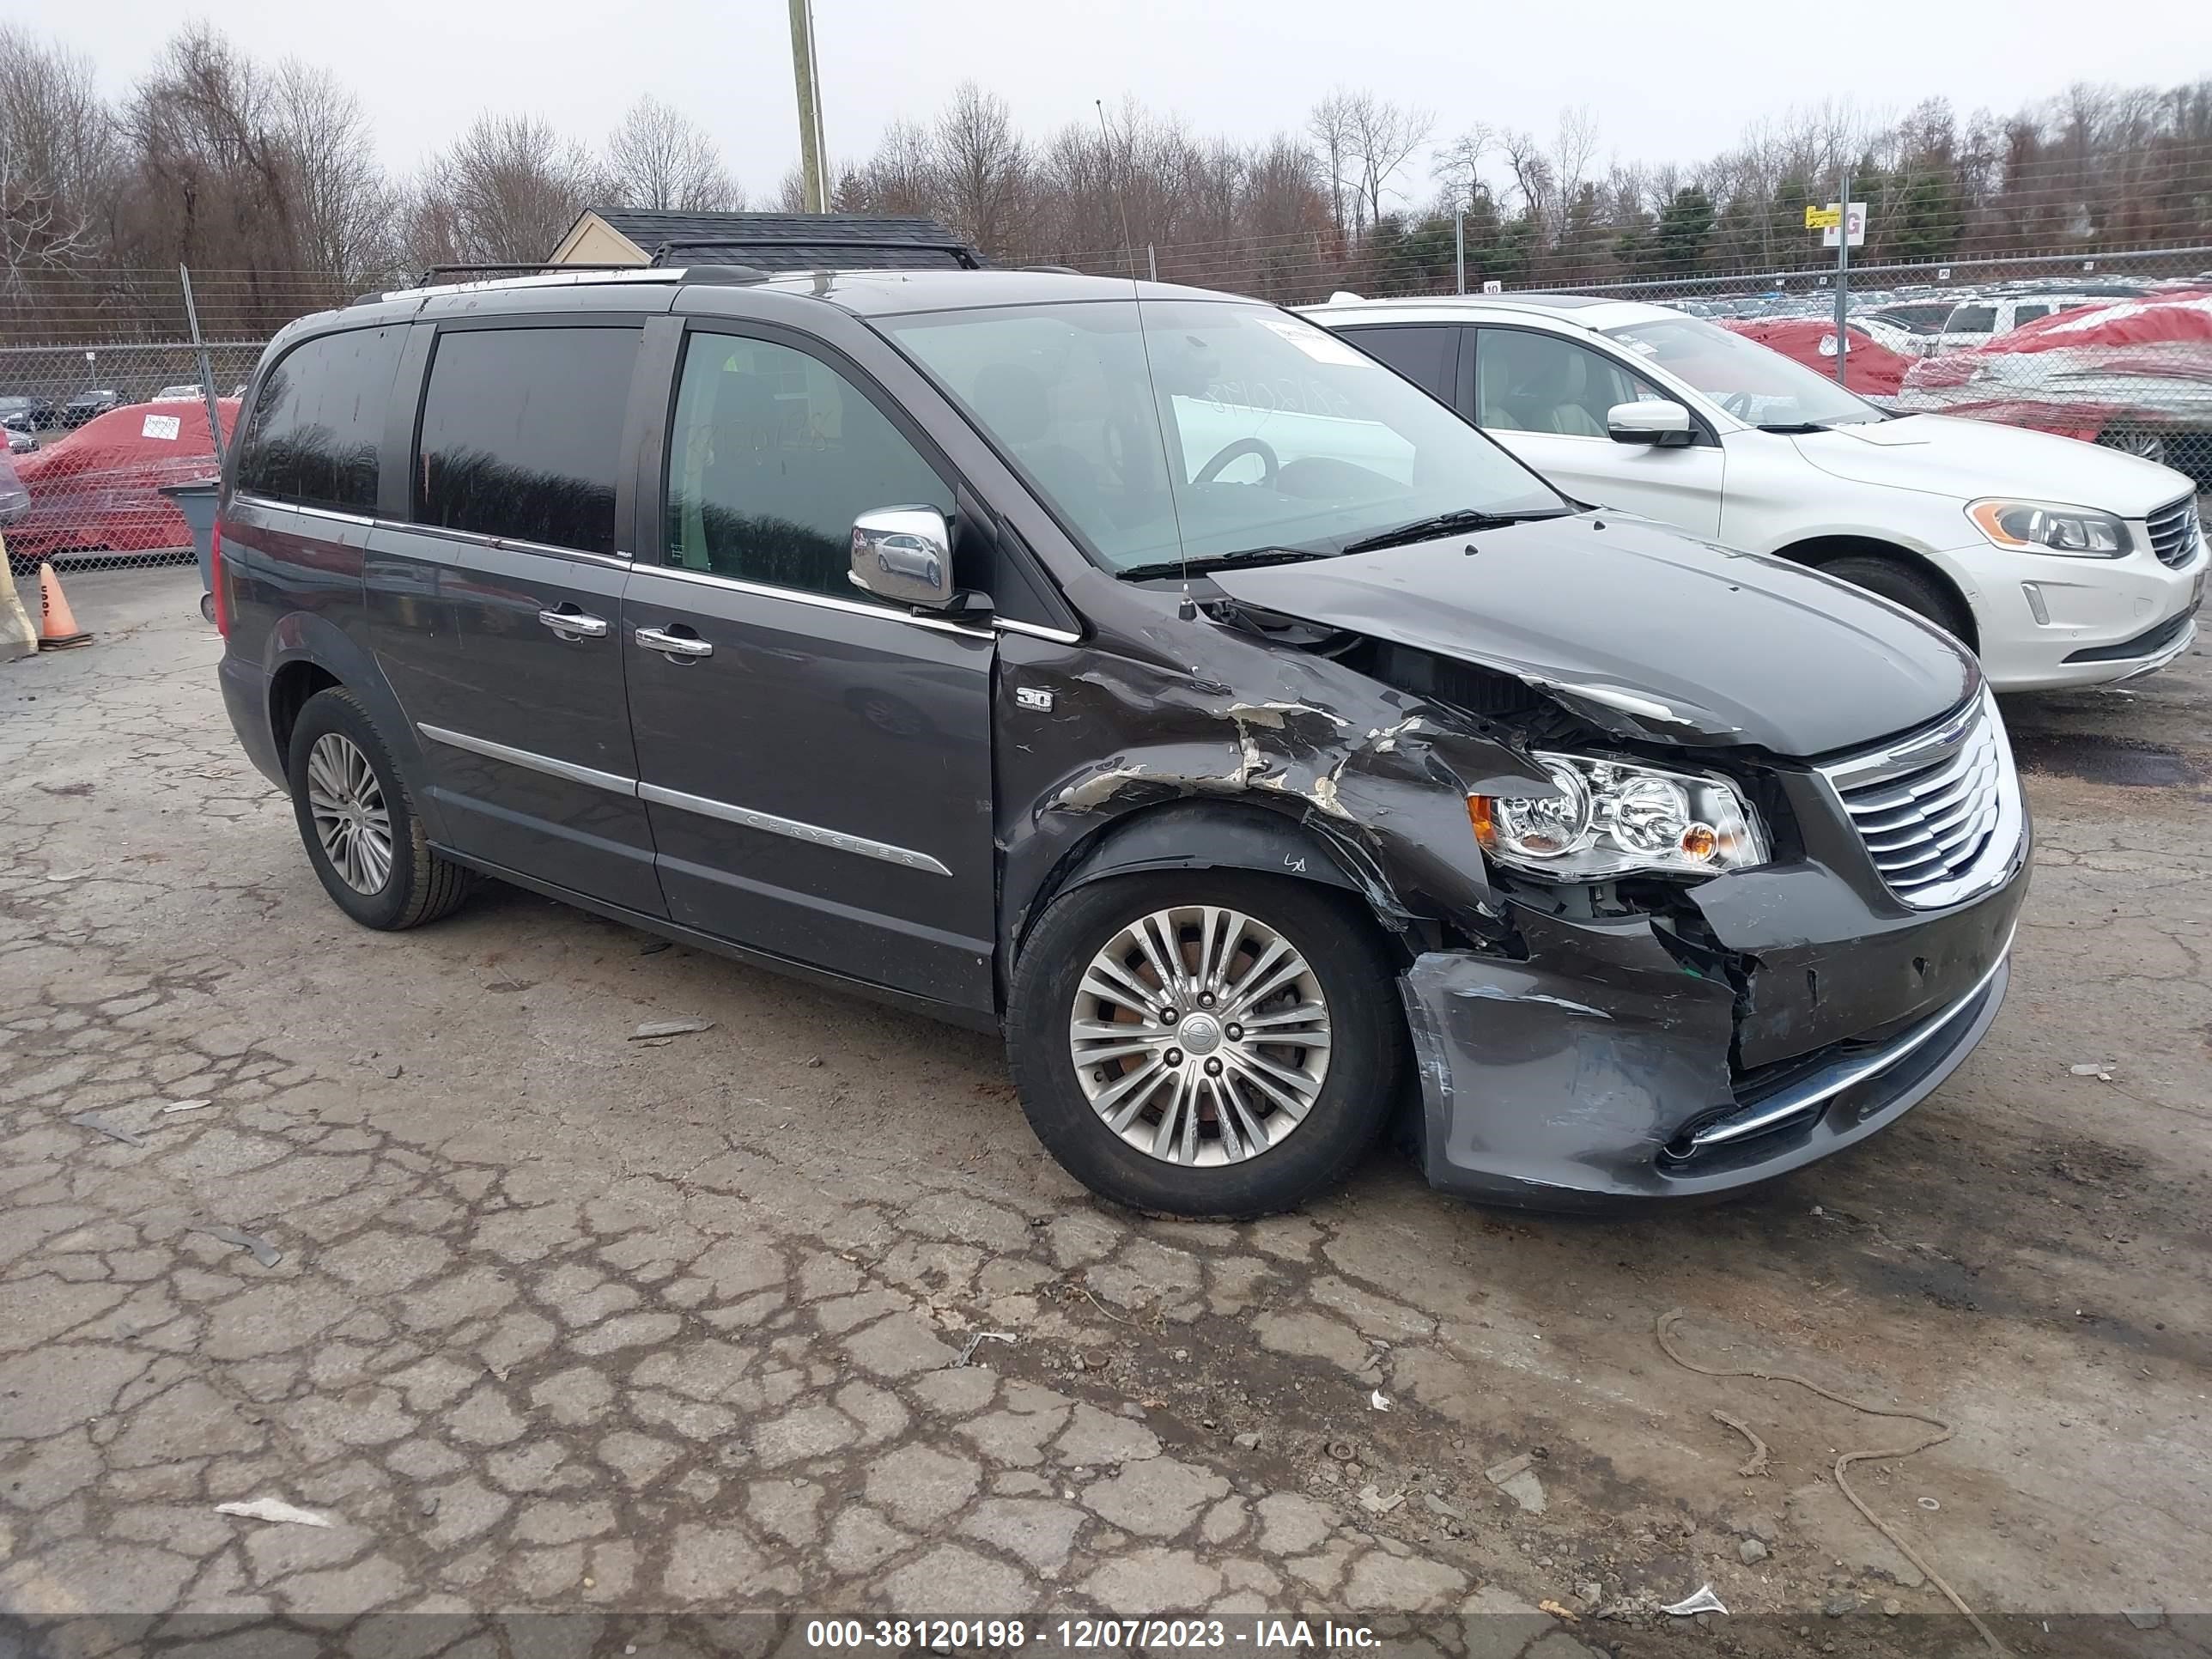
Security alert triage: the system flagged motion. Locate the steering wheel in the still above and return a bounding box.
[1194,436,1280,487]
[1718,392,1759,420]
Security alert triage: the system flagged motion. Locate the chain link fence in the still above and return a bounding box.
[1062,239,2212,486]
[7,244,2210,586]
[1,339,261,577]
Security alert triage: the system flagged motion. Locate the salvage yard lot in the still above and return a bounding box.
[3,565,2207,1651]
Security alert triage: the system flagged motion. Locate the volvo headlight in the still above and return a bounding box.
[1966,499,2130,558]
[1468,755,1767,880]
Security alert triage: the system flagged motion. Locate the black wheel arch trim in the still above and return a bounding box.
[258,612,451,844]
[1014,798,1418,971]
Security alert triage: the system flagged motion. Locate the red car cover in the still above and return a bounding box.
[7,398,240,561]
[1720,318,1913,398]
[1899,293,2212,442]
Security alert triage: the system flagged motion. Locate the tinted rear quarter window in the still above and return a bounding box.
[415,326,640,554]
[237,326,405,513]
[1346,325,1457,402]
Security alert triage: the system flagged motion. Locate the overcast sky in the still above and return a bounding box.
[43,0,2207,192]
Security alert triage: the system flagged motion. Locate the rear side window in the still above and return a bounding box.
[414,326,640,554]
[1946,305,1996,334]
[1345,325,1457,403]
[236,326,404,513]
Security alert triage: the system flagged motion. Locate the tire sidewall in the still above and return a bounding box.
[1823,556,1964,640]
[1007,872,1403,1218]
[286,690,421,929]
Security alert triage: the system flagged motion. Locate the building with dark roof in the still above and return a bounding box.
[549,209,983,272]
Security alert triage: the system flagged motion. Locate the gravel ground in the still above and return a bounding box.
[2,565,2207,1656]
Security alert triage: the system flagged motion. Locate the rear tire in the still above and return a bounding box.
[1820,553,1972,644]
[1007,872,1404,1218]
[286,687,471,931]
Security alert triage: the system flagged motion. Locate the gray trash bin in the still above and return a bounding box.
[158,480,220,623]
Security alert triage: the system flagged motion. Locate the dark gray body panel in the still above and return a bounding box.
[215,267,2029,1211]
[1212,516,1978,756]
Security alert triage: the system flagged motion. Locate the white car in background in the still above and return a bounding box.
[1305,294,2205,690]
[1922,294,2105,356]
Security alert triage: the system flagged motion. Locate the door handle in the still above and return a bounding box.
[635,625,713,661]
[538,607,609,640]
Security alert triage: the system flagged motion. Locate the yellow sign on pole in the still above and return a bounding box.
[1804,205,1842,230]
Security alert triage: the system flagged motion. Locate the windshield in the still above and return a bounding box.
[880,299,1565,573]
[1604,315,1882,428]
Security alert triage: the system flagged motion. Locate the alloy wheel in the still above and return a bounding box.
[305,732,393,896]
[1067,904,1332,1166]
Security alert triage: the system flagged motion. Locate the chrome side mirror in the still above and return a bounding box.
[1606,399,1695,447]
[850,506,955,610]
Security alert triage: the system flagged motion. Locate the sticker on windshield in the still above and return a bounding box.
[1622,338,1659,356]
[1256,316,1369,367]
[142,414,181,441]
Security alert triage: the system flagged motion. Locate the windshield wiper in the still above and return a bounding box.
[1755,421,1832,434]
[1338,507,1568,556]
[1115,547,1331,582]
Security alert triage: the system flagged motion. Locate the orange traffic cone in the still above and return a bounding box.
[36,562,91,650]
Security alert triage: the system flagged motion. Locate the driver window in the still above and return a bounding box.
[665,331,951,600]
[1473,330,1647,437]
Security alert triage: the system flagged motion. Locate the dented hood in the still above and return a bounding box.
[1211,514,1974,756]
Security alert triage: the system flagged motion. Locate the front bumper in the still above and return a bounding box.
[1956,537,2204,692]
[1397,843,2028,1209]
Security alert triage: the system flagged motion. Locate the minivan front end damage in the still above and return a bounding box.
[1000,554,2028,1210]
[1400,871,2024,1208]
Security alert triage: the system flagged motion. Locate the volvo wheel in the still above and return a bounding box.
[1007,872,1403,1217]
[287,687,472,930]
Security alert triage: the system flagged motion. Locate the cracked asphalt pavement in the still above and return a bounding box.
[2,566,2207,1653]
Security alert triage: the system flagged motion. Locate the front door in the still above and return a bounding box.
[1468,325,1725,538]
[622,325,997,1011]
[367,320,664,915]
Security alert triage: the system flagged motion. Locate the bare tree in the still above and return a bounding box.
[1344,93,1432,232]
[932,82,1030,258]
[857,118,940,217]
[1306,89,1359,237]
[1431,124,1494,210]
[270,59,396,285]
[605,95,740,213]
[0,26,115,301]
[424,112,602,265]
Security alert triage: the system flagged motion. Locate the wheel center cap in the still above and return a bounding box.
[1177,1012,1224,1055]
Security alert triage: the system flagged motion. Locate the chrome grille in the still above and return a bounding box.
[2146,495,2201,569]
[1820,690,2023,909]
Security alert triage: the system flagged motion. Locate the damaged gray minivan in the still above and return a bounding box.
[214,268,2028,1218]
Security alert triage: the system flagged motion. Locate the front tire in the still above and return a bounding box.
[286,687,471,930]
[1820,553,1972,644]
[1007,872,1404,1218]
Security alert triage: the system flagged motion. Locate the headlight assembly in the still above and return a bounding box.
[1469,755,1767,880]
[1966,498,2130,558]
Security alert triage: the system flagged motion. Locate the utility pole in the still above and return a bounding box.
[788,0,827,213]
[1833,169,1851,386]
[1455,210,1466,294]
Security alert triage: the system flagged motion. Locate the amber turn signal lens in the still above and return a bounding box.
[1679,823,1718,861]
[1466,794,1496,848]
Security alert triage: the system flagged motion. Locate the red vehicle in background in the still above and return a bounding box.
[1898,293,2212,484]
[4,398,238,572]
[1719,317,1914,398]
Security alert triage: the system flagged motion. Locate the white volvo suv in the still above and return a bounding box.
[1306,295,2204,691]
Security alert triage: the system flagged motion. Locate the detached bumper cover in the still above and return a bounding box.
[1398,857,2027,1206]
